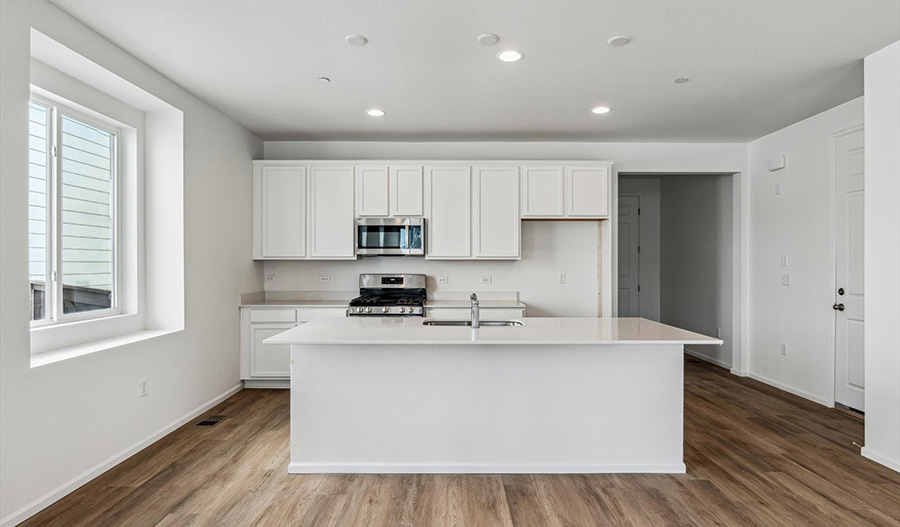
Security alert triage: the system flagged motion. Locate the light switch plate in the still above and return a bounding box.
[781,254,789,267]
[775,182,782,195]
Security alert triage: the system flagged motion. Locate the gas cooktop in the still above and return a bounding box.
[348,274,426,316]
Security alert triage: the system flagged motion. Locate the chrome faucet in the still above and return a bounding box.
[470,293,480,329]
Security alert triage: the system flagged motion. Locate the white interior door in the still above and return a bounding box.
[618,195,641,317]
[834,127,865,411]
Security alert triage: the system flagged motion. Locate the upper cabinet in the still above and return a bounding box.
[425,165,472,259]
[567,166,610,217]
[473,166,520,259]
[521,163,612,219]
[255,164,307,259]
[309,165,355,259]
[355,164,424,217]
[355,165,390,216]
[390,165,424,216]
[253,162,355,260]
[521,166,565,217]
[253,160,612,261]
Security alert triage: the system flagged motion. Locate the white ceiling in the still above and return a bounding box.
[50,0,899,142]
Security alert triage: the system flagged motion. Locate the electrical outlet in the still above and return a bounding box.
[558,273,567,285]
[437,277,449,284]
[781,343,787,356]
[716,327,722,339]
[319,275,330,283]
[781,254,789,267]
[781,273,791,286]
[264,275,275,282]
[480,276,492,285]
[139,378,148,398]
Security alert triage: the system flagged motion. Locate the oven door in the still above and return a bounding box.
[356,218,425,256]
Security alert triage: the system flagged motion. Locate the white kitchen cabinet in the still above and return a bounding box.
[473,165,520,259]
[567,165,610,218]
[249,324,295,378]
[521,165,565,217]
[355,165,390,216]
[426,165,471,258]
[255,164,307,258]
[309,165,355,259]
[241,306,347,387]
[390,165,424,216]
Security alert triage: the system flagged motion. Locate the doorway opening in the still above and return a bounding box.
[618,174,734,369]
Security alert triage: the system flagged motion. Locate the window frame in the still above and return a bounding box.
[30,94,123,328]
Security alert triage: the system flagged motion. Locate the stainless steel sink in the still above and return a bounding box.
[423,320,523,327]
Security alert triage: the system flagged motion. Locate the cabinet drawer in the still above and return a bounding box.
[299,308,348,322]
[248,308,298,323]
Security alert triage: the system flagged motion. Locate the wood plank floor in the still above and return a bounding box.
[22,359,900,527]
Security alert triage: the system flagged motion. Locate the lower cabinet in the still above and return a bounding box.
[241,306,347,388]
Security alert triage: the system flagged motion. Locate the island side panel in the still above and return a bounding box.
[289,343,684,473]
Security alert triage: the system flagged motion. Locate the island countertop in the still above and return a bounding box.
[265,316,722,346]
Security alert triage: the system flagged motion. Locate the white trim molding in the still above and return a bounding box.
[748,373,832,407]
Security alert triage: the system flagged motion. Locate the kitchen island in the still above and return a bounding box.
[266,316,721,474]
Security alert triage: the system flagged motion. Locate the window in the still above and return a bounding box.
[30,97,120,325]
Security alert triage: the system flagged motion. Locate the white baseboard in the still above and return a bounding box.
[747,372,831,407]
[683,348,732,369]
[730,368,749,377]
[861,447,900,473]
[287,462,686,474]
[0,384,243,527]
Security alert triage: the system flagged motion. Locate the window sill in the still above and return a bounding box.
[30,328,182,368]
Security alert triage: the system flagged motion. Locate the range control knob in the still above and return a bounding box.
[382,307,389,313]
[365,307,372,313]
[399,307,407,314]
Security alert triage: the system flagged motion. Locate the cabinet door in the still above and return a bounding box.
[521,165,565,217]
[249,324,295,378]
[356,165,389,216]
[390,165,424,216]
[566,165,610,217]
[309,165,355,259]
[261,165,307,258]
[474,166,520,259]
[426,165,471,258]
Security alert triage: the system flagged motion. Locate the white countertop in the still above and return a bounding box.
[240,299,349,308]
[240,299,524,309]
[265,317,723,346]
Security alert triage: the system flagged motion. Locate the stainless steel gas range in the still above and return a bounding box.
[347,274,426,316]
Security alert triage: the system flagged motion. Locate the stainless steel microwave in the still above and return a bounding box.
[356,218,425,256]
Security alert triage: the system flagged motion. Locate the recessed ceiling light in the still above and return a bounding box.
[674,78,690,84]
[607,35,632,47]
[344,34,368,47]
[591,106,611,115]
[477,33,500,46]
[366,109,386,117]
[317,77,331,84]
[497,50,524,62]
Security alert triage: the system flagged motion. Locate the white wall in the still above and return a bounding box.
[659,176,734,368]
[0,1,263,525]
[863,41,900,472]
[746,97,864,405]
[267,221,599,317]
[617,177,661,321]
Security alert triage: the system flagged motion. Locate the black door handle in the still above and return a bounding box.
[833,303,845,311]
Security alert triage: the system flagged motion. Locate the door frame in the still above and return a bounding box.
[618,192,642,317]
[828,123,865,409]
